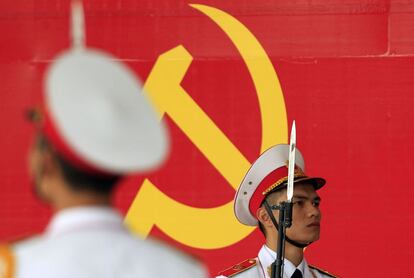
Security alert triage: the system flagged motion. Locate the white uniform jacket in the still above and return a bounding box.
[216,245,336,278]
[0,206,207,278]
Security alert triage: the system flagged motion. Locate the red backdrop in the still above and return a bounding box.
[1,0,414,277]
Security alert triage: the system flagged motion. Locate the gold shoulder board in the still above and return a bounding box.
[217,258,257,277]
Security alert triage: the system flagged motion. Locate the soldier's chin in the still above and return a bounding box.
[306,233,320,243]
[297,233,320,245]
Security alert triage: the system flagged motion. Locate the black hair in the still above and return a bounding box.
[37,134,121,195]
[54,154,121,195]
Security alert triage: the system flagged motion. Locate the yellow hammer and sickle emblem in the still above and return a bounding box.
[125,4,288,249]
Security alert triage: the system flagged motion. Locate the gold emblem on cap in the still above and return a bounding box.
[262,166,306,196]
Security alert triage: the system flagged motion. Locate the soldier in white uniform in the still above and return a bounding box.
[216,145,337,278]
[0,2,207,278]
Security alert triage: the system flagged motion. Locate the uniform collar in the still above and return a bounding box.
[45,206,125,238]
[258,245,307,278]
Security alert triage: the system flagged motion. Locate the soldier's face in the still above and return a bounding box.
[268,183,322,245]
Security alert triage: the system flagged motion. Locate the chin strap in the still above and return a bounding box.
[263,200,311,249]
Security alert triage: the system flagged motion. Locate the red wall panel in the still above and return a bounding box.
[1,1,413,277]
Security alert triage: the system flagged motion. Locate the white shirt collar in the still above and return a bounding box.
[258,245,307,278]
[45,206,125,238]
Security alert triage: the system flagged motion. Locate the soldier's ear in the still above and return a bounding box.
[256,207,273,228]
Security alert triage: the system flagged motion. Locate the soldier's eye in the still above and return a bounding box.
[313,200,321,207]
[294,200,304,207]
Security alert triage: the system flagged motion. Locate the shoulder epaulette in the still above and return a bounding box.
[0,244,15,278]
[217,258,257,277]
[309,264,338,278]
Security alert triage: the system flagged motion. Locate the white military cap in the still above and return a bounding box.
[35,2,168,175]
[234,144,325,226]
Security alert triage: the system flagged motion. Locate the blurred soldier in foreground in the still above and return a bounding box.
[0,2,206,278]
[217,145,336,278]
